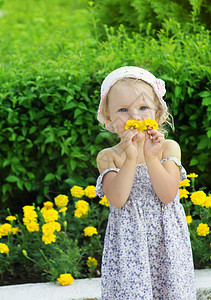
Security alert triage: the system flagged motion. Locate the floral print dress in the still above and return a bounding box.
[95,157,196,300]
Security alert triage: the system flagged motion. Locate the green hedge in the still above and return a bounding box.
[94,0,211,36]
[0,1,210,209]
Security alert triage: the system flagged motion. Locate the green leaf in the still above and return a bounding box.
[190,158,198,166]
[43,173,55,181]
[5,175,19,183]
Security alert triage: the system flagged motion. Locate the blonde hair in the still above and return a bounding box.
[100,78,174,136]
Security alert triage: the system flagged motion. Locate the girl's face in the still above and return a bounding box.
[107,82,158,138]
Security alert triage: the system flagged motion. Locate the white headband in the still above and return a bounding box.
[97,66,167,132]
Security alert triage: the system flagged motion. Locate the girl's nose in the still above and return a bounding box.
[129,110,141,121]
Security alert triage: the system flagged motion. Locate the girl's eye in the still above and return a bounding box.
[119,108,128,112]
[140,106,148,111]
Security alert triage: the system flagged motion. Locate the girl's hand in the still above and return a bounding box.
[120,128,140,161]
[144,128,165,160]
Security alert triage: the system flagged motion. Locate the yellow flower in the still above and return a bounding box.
[54,194,69,208]
[0,223,12,237]
[87,256,98,267]
[75,200,89,211]
[179,179,190,188]
[59,207,67,213]
[70,186,84,198]
[99,195,110,207]
[74,200,89,218]
[179,188,189,199]
[186,216,192,224]
[196,223,210,236]
[187,173,198,178]
[42,208,59,223]
[74,209,83,218]
[23,205,35,212]
[22,249,27,257]
[142,118,158,131]
[11,227,19,235]
[0,243,9,254]
[23,210,38,223]
[125,118,158,133]
[190,191,207,206]
[43,201,53,209]
[84,186,96,198]
[6,216,17,222]
[57,273,74,286]
[84,226,98,237]
[125,120,140,130]
[202,195,211,208]
[42,233,56,244]
[42,222,61,235]
[26,221,39,233]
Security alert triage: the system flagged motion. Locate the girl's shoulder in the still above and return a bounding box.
[96,147,116,174]
[162,139,181,160]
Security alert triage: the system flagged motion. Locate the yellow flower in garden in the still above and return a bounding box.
[87,256,98,267]
[75,200,89,211]
[202,195,211,208]
[23,205,35,211]
[54,194,69,208]
[179,179,190,188]
[190,191,207,206]
[0,243,9,254]
[74,200,89,218]
[70,186,84,198]
[179,188,189,199]
[23,210,38,223]
[186,216,192,225]
[196,223,210,236]
[43,201,53,209]
[74,209,83,218]
[26,221,39,233]
[11,227,20,235]
[59,207,67,213]
[42,233,56,244]
[187,173,198,178]
[6,216,17,222]
[57,273,74,286]
[42,222,61,235]
[99,195,110,207]
[0,223,12,237]
[84,226,98,237]
[22,249,27,257]
[84,186,96,198]
[42,208,59,223]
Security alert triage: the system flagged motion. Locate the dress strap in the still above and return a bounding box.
[161,156,187,181]
[95,168,120,197]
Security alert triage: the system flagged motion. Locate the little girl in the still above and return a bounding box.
[95,66,196,299]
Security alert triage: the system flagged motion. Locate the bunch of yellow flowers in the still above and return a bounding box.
[179,174,210,238]
[40,198,68,244]
[125,118,158,133]
[74,200,89,218]
[23,206,39,233]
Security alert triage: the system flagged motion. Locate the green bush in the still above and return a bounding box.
[0,1,210,209]
[94,0,211,36]
[0,185,109,285]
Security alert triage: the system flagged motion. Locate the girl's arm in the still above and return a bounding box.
[97,129,139,208]
[145,132,181,205]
